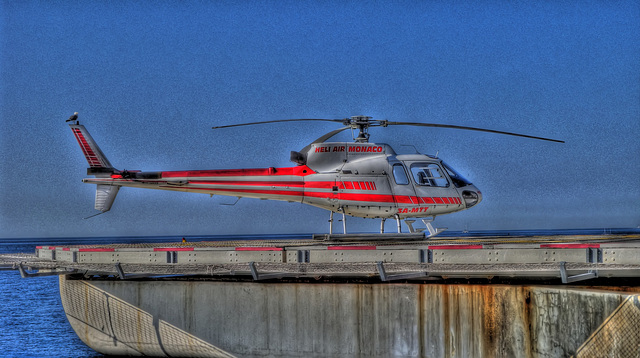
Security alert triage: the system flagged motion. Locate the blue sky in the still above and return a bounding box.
[1,1,639,238]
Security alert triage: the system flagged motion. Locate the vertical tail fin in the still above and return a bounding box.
[68,121,120,215]
[69,124,114,171]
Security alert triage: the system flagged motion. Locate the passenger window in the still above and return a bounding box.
[410,163,449,187]
[392,164,409,185]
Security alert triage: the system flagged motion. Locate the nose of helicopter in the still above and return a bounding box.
[462,186,482,209]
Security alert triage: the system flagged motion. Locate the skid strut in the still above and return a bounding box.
[395,214,402,233]
[342,210,347,234]
[422,217,447,238]
[329,211,334,234]
[404,217,447,238]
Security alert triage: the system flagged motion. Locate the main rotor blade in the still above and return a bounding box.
[212,118,345,130]
[386,121,565,143]
[300,126,351,153]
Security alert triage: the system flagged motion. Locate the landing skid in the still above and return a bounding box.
[326,210,446,239]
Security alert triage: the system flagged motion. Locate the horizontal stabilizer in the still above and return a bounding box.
[95,184,120,212]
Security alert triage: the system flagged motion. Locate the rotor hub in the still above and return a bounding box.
[346,116,374,143]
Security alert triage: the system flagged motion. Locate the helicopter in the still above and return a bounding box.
[68,115,563,237]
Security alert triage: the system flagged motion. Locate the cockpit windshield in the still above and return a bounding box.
[441,161,472,188]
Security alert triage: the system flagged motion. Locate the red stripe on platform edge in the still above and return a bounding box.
[153,247,195,251]
[235,247,283,251]
[78,248,116,252]
[428,245,483,250]
[540,244,600,249]
[327,246,377,250]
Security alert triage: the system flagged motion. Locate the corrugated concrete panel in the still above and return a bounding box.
[430,248,589,264]
[36,248,56,261]
[60,276,640,357]
[310,249,421,263]
[55,250,76,263]
[175,251,235,264]
[602,248,640,264]
[83,251,167,264]
[226,251,284,263]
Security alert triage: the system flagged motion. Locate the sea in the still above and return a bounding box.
[1,228,638,357]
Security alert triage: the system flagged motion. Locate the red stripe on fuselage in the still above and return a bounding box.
[181,180,345,189]
[148,164,464,207]
[162,165,314,178]
[305,181,343,189]
[179,187,398,204]
[395,196,414,204]
[334,192,397,203]
[190,180,305,187]
[139,176,460,207]
[178,187,306,197]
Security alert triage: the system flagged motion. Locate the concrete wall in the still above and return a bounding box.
[59,276,640,357]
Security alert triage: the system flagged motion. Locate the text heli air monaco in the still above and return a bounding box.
[68,115,562,236]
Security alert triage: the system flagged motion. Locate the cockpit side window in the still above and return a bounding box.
[392,164,409,185]
[410,163,449,187]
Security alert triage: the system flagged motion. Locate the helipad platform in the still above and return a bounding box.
[4,232,640,283]
[7,233,640,357]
